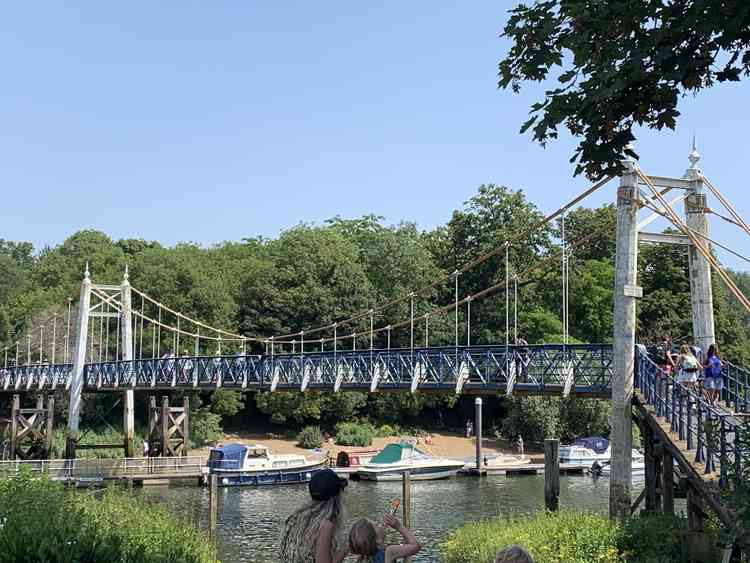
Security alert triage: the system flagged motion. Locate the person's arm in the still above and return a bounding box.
[383,514,421,563]
[315,519,347,563]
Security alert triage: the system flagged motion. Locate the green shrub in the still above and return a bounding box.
[442,510,621,563]
[443,510,693,563]
[298,425,323,449]
[190,407,223,447]
[619,513,685,562]
[335,421,376,447]
[376,424,399,437]
[0,473,213,562]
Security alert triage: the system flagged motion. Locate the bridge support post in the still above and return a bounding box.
[663,450,674,515]
[610,153,639,520]
[684,142,715,354]
[148,395,189,457]
[66,266,92,459]
[121,270,135,458]
[9,394,55,459]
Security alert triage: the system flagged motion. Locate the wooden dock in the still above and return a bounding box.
[0,456,206,487]
[459,462,590,477]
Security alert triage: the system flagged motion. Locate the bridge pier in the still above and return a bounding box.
[8,394,54,460]
[610,152,639,519]
[684,143,715,354]
[65,266,92,459]
[148,396,189,457]
[120,271,135,458]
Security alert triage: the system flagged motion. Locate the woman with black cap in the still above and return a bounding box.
[279,468,349,562]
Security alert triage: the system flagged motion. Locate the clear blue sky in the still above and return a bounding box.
[2,2,748,271]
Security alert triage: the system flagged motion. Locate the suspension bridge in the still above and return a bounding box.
[2,143,750,551]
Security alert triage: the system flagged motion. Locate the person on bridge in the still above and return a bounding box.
[655,335,676,376]
[676,344,701,392]
[279,468,349,563]
[702,344,723,407]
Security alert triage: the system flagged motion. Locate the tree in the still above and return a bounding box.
[499,1,750,179]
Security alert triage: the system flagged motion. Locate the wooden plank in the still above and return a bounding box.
[630,488,647,515]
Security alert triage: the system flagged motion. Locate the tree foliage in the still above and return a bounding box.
[499,0,750,179]
[1,184,748,440]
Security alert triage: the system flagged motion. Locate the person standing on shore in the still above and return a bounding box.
[279,469,349,563]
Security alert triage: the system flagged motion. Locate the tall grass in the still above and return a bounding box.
[442,510,687,563]
[0,472,214,562]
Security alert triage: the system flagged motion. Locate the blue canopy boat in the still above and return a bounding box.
[206,443,327,487]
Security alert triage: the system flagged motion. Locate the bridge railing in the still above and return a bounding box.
[723,362,750,414]
[635,346,747,489]
[81,344,614,393]
[0,456,206,481]
[0,363,72,391]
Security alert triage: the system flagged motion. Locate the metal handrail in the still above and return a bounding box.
[635,346,746,489]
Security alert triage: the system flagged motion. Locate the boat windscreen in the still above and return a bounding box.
[573,437,609,454]
[370,443,425,464]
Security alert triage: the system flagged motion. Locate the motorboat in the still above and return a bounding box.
[559,437,611,466]
[484,454,532,468]
[559,437,644,474]
[592,451,646,477]
[356,441,465,481]
[206,443,326,487]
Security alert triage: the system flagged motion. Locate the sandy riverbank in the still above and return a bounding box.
[192,429,545,463]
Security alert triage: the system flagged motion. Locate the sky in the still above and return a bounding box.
[1,2,748,271]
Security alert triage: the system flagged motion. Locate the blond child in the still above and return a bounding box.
[348,513,421,563]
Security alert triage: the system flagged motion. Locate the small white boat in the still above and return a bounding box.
[559,437,611,466]
[484,454,531,468]
[206,443,326,487]
[593,452,646,476]
[357,442,465,481]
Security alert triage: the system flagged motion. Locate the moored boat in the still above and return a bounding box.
[559,437,611,465]
[206,443,326,487]
[592,452,646,476]
[357,441,464,481]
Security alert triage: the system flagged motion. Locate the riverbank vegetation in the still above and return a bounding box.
[2,185,749,447]
[442,510,687,563]
[0,473,213,562]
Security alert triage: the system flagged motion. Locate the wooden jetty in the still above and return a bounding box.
[459,462,589,477]
[0,456,206,487]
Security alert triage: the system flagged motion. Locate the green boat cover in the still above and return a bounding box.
[370,442,425,464]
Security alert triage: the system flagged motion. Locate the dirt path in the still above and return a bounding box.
[192,429,545,462]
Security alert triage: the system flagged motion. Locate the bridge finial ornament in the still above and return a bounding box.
[84,261,90,280]
[688,135,700,170]
[123,264,129,282]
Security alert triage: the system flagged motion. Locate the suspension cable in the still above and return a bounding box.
[639,199,750,265]
[638,171,750,314]
[269,176,615,342]
[701,175,750,239]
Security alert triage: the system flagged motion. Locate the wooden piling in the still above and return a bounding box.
[544,439,559,511]
[402,470,412,563]
[474,397,482,473]
[644,426,657,511]
[209,473,218,543]
[662,450,674,515]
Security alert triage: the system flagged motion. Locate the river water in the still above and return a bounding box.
[142,473,639,562]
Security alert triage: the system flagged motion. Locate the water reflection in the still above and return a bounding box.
[144,474,640,562]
